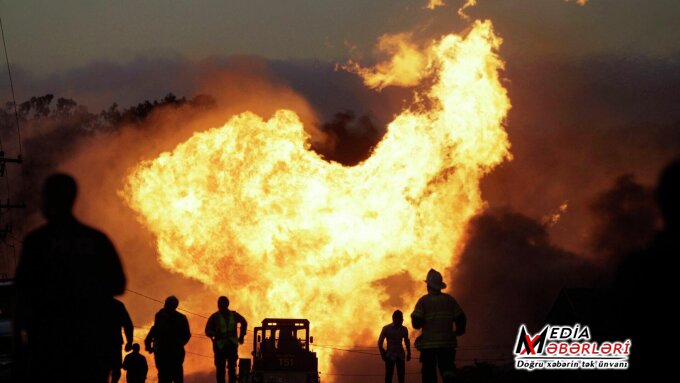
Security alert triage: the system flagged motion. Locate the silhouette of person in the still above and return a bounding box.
[378,310,411,383]
[14,173,126,383]
[616,158,679,377]
[205,296,247,383]
[144,296,191,383]
[410,269,466,383]
[106,299,134,383]
[123,343,149,383]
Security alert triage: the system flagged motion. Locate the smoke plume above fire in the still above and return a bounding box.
[122,21,511,373]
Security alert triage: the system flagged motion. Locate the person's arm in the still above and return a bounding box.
[455,312,467,336]
[100,234,126,296]
[411,299,424,329]
[235,312,248,344]
[205,314,216,339]
[181,315,192,345]
[377,328,386,360]
[403,327,411,361]
[142,357,148,378]
[144,326,155,353]
[121,303,134,351]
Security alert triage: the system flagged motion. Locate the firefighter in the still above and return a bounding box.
[205,296,248,383]
[145,296,191,383]
[410,269,466,383]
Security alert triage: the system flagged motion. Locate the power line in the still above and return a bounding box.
[126,288,209,319]
[0,15,26,272]
[0,16,22,155]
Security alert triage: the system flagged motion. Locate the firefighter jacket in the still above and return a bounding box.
[410,291,465,350]
[205,309,248,349]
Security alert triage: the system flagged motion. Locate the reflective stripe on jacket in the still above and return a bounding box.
[411,292,464,349]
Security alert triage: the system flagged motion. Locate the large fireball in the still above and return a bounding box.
[122,21,511,374]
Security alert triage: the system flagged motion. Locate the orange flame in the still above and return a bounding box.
[122,20,511,376]
[342,32,429,90]
[542,201,569,227]
[426,0,445,10]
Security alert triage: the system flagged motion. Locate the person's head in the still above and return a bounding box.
[392,310,404,326]
[41,173,78,221]
[657,159,680,231]
[132,343,140,353]
[425,268,446,292]
[164,296,179,311]
[218,296,230,311]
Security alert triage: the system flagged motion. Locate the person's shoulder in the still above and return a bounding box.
[382,323,392,331]
[23,225,50,242]
[442,292,459,302]
[76,222,111,241]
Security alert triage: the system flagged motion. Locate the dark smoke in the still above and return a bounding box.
[314,111,382,166]
[451,208,597,353]
[586,174,659,266]
[482,53,680,255]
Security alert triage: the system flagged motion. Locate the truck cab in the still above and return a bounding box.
[248,318,319,383]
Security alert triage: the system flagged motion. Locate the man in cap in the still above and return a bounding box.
[205,296,248,383]
[145,296,191,383]
[410,269,466,383]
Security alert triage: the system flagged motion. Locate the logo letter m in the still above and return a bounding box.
[514,325,548,355]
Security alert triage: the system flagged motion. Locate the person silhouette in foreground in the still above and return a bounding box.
[14,173,127,383]
[145,296,191,383]
[378,310,411,383]
[107,299,134,383]
[411,269,466,383]
[616,158,679,377]
[123,343,149,383]
[205,296,248,383]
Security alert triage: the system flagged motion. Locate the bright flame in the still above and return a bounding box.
[542,201,569,227]
[123,20,511,376]
[342,33,430,90]
[458,0,478,19]
[426,0,445,10]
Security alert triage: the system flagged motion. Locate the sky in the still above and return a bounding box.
[1,0,680,76]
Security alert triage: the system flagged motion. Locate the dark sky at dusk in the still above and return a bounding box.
[2,0,679,76]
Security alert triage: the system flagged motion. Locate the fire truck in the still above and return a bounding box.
[240,318,320,383]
